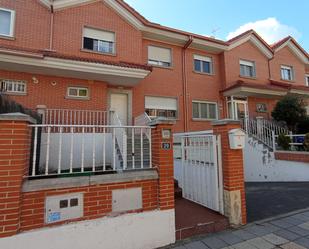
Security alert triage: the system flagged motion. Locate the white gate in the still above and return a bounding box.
[176,132,224,214]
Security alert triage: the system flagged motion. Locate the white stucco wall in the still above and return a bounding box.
[39,133,113,171]
[0,210,175,249]
[244,136,309,182]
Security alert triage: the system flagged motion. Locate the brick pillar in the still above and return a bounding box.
[150,119,175,210]
[0,113,35,237]
[212,120,247,226]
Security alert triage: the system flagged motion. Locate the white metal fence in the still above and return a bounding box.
[29,124,152,177]
[43,109,110,126]
[273,133,307,152]
[243,118,288,149]
[174,132,223,214]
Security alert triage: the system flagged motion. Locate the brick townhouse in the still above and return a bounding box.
[0,0,308,132]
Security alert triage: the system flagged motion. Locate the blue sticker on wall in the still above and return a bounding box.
[48,212,61,223]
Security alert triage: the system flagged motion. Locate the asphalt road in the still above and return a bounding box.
[246,182,309,222]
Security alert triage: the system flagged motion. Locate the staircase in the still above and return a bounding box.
[242,118,289,150]
[118,133,151,169]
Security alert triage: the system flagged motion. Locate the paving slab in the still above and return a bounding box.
[280,242,307,249]
[247,237,275,249]
[298,222,309,230]
[288,226,309,236]
[262,233,289,246]
[270,219,295,229]
[294,237,309,248]
[273,229,301,241]
[231,229,257,240]
[230,241,257,249]
[201,236,228,249]
[184,241,209,249]
[217,231,244,245]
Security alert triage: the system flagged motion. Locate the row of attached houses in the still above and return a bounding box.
[0,0,309,132]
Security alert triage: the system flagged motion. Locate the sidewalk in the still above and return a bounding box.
[165,209,309,249]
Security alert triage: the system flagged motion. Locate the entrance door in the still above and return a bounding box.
[235,101,248,120]
[110,93,128,125]
[227,97,249,120]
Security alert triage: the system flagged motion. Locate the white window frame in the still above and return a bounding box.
[1,79,26,94]
[305,74,309,87]
[145,96,178,119]
[281,65,294,81]
[0,8,15,37]
[192,100,218,120]
[239,59,256,78]
[82,27,116,55]
[193,54,213,74]
[67,87,89,99]
[147,45,172,68]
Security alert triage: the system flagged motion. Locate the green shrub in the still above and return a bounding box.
[277,133,291,151]
[304,133,309,152]
[271,96,307,132]
[297,117,309,134]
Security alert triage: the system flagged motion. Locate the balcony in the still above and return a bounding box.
[29,109,152,178]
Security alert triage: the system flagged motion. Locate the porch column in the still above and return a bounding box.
[212,120,247,226]
[0,113,35,237]
[150,119,175,210]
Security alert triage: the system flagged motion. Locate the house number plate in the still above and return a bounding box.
[162,142,171,150]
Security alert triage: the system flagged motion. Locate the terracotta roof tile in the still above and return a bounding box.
[0,45,152,71]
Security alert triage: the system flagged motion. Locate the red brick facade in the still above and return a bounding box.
[0,118,32,237]
[275,151,309,163]
[0,0,307,133]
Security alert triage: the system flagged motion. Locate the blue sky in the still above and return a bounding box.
[125,0,309,51]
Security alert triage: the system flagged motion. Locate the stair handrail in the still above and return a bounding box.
[110,111,127,169]
[134,112,152,140]
[243,117,289,149]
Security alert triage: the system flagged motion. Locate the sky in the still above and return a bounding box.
[125,0,309,51]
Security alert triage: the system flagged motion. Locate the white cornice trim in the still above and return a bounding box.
[274,39,308,64]
[39,0,52,8]
[103,0,144,30]
[228,34,273,59]
[223,86,286,97]
[0,52,150,79]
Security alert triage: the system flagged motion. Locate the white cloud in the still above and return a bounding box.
[226,18,301,44]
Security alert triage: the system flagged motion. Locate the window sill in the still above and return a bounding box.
[80,49,116,57]
[193,71,214,76]
[0,34,15,41]
[192,118,217,122]
[147,64,173,70]
[2,92,27,96]
[65,96,90,101]
[280,78,295,83]
[239,75,256,80]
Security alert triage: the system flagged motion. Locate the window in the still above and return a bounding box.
[148,46,172,67]
[1,79,26,94]
[192,101,218,120]
[67,87,89,99]
[240,60,256,78]
[0,8,15,37]
[194,55,213,74]
[145,96,177,118]
[281,65,294,81]
[306,75,309,87]
[83,27,115,54]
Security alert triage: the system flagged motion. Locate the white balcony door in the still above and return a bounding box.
[227,98,249,120]
[110,93,128,125]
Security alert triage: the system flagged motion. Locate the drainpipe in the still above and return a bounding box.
[182,36,193,132]
[49,2,54,51]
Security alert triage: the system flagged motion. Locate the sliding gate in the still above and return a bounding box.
[177,132,224,214]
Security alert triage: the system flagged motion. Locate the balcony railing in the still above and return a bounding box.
[43,108,110,125]
[29,124,152,178]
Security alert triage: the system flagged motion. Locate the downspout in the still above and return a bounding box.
[49,2,54,51]
[182,36,193,132]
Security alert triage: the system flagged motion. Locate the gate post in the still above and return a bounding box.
[0,113,35,237]
[212,120,247,226]
[150,118,175,210]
